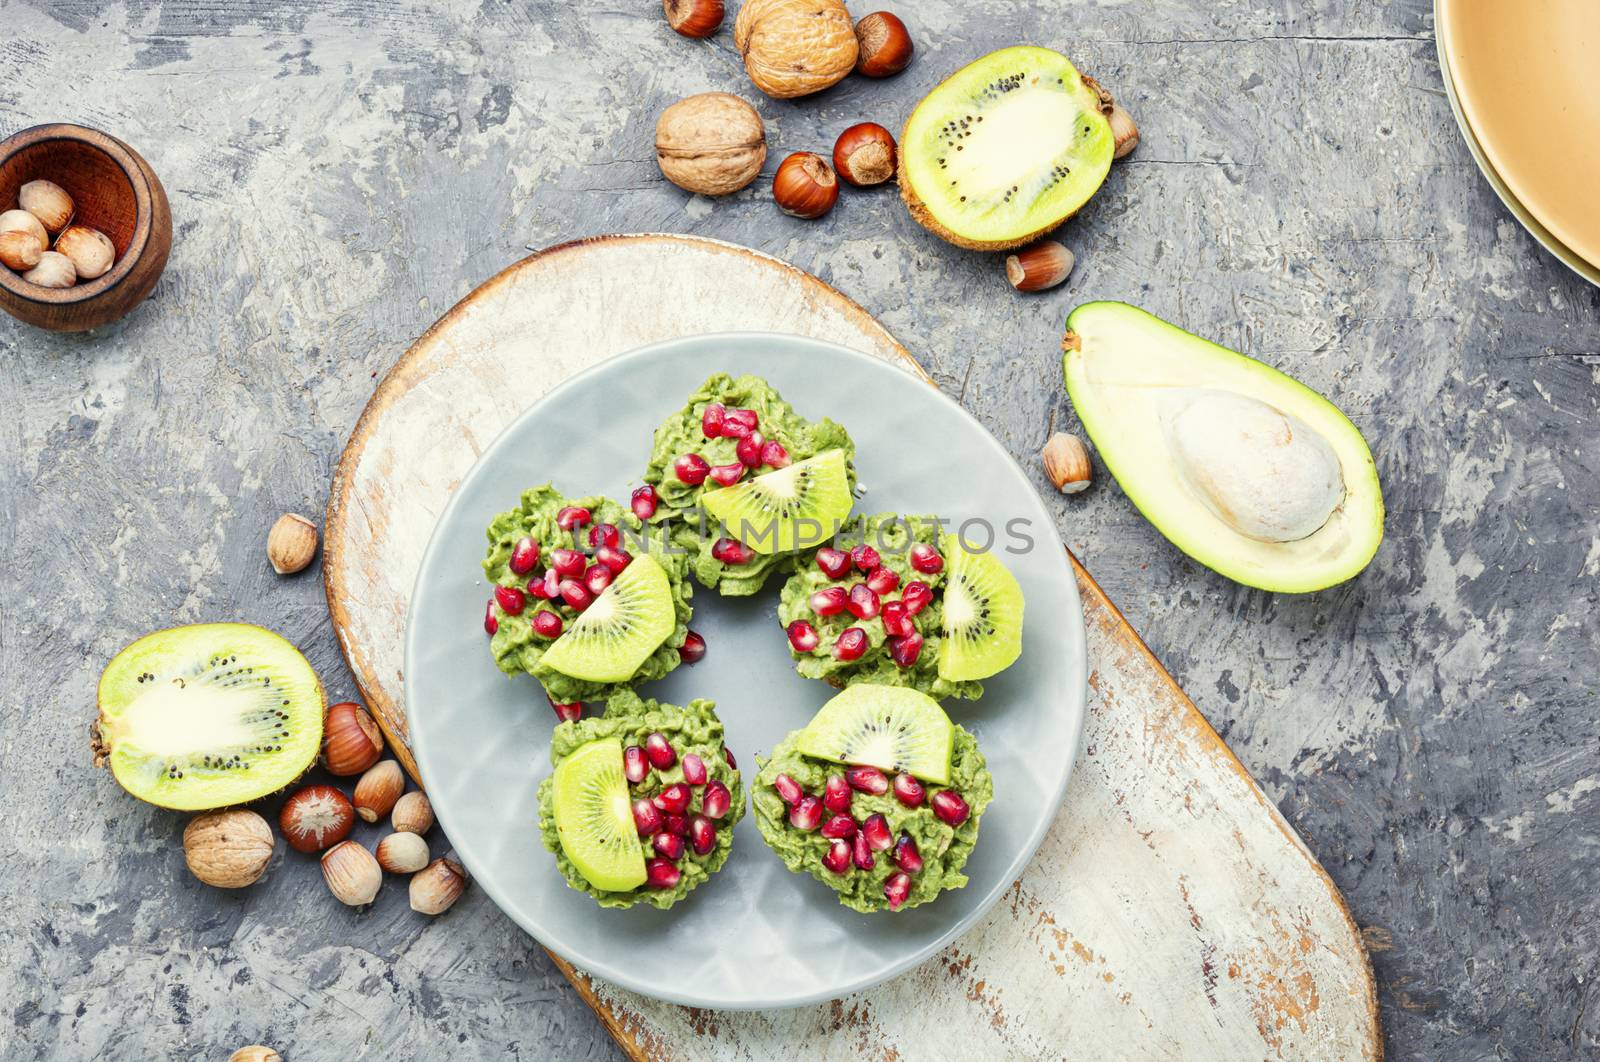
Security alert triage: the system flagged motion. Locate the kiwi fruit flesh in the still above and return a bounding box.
[899,45,1115,251]
[937,534,1025,681]
[700,448,853,554]
[540,553,677,682]
[91,623,325,810]
[552,738,647,892]
[797,684,954,784]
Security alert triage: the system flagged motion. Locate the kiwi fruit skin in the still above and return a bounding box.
[92,623,326,811]
[898,48,1118,251]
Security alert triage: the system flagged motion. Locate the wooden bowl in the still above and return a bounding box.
[0,124,172,331]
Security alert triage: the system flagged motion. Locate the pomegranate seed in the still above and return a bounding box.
[893,773,925,807]
[559,579,592,611]
[881,600,914,638]
[532,610,563,638]
[861,813,894,851]
[588,522,621,548]
[689,814,716,855]
[760,439,790,468]
[852,831,876,870]
[679,629,707,664]
[851,544,881,572]
[633,798,663,835]
[682,753,708,785]
[833,628,867,661]
[631,484,658,520]
[584,564,613,596]
[653,831,685,861]
[550,548,585,578]
[702,780,732,819]
[509,536,540,574]
[894,834,924,873]
[932,790,971,826]
[735,432,764,468]
[494,584,526,616]
[846,766,889,795]
[810,586,848,616]
[867,566,900,596]
[623,745,648,783]
[708,462,744,487]
[646,858,681,889]
[556,506,591,531]
[645,732,677,769]
[536,569,563,600]
[821,814,857,839]
[712,538,754,565]
[527,573,551,599]
[484,600,498,635]
[901,581,933,615]
[595,545,632,573]
[789,795,823,831]
[786,620,820,652]
[909,543,944,574]
[773,774,803,805]
[883,872,911,909]
[674,453,710,485]
[823,774,852,813]
[823,839,852,874]
[654,782,692,814]
[665,814,689,836]
[815,547,851,579]
[889,632,924,667]
[724,748,737,770]
[701,402,727,438]
[846,583,880,620]
[723,408,759,437]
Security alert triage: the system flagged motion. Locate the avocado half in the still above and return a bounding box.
[1062,302,1383,593]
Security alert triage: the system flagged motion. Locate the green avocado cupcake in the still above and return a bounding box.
[483,485,693,706]
[640,373,857,596]
[753,684,992,913]
[777,513,1024,701]
[537,691,745,909]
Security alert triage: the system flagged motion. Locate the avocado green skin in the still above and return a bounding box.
[1062,301,1384,594]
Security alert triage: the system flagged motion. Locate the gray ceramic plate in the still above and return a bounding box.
[405,333,1087,1009]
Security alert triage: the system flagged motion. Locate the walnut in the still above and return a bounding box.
[733,0,858,99]
[655,93,768,196]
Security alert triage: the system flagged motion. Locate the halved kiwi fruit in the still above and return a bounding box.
[92,623,325,810]
[540,553,677,682]
[937,534,1025,681]
[551,738,647,892]
[899,45,1116,250]
[797,684,954,784]
[700,449,853,554]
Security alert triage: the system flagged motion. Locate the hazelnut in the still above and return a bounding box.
[772,152,839,219]
[376,831,431,874]
[353,759,404,823]
[664,0,723,37]
[267,512,319,574]
[22,251,76,289]
[54,225,115,280]
[1005,241,1075,293]
[410,857,468,916]
[321,701,384,776]
[734,0,858,99]
[853,12,914,78]
[655,92,767,196]
[183,810,274,889]
[0,208,48,245]
[392,790,434,835]
[0,230,43,272]
[833,123,897,187]
[228,1048,281,1062]
[1108,102,1139,159]
[18,179,73,233]
[321,840,382,906]
[1043,432,1093,494]
[279,784,355,853]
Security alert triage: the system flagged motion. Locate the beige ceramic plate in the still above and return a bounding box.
[1438,0,1600,274]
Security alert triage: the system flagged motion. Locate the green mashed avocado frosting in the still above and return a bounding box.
[642,373,856,596]
[537,691,745,909]
[778,513,984,700]
[753,725,992,913]
[484,485,693,704]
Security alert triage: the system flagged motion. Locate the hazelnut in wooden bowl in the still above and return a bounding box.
[0,123,172,332]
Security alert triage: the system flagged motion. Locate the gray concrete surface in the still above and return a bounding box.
[2,1,1597,1058]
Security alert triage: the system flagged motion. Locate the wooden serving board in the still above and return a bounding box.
[324,234,1380,1060]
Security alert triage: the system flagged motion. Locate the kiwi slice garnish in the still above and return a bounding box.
[899,45,1115,250]
[540,553,677,682]
[796,684,955,784]
[91,623,325,810]
[551,738,647,892]
[937,534,1025,682]
[700,449,853,554]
